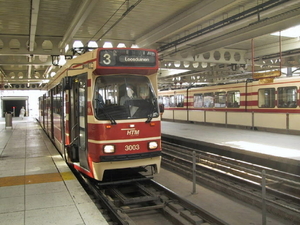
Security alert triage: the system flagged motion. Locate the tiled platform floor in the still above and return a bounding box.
[0,117,108,225]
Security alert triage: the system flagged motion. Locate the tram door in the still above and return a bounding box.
[69,74,89,169]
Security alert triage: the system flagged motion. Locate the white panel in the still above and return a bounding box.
[162,110,173,120]
[189,110,205,122]
[289,114,300,131]
[254,113,286,129]
[227,112,252,126]
[206,111,225,123]
[174,110,187,121]
[1,96,29,100]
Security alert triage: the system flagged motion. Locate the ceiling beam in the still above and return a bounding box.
[29,0,40,52]
[136,0,237,47]
[158,0,300,57]
[58,0,99,51]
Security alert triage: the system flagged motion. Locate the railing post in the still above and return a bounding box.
[172,109,175,122]
[262,170,267,225]
[286,113,289,134]
[192,151,197,194]
[252,111,255,130]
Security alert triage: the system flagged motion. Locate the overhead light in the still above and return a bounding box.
[103,42,113,48]
[18,72,23,79]
[88,41,98,48]
[65,55,73,60]
[271,25,300,38]
[51,55,59,66]
[161,68,190,76]
[58,55,66,66]
[131,44,139,48]
[117,43,126,48]
[73,40,84,48]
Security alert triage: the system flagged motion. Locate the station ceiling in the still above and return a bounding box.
[1,0,300,90]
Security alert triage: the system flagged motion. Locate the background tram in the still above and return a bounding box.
[38,48,161,181]
[158,76,300,134]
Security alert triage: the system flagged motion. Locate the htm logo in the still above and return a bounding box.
[127,129,140,136]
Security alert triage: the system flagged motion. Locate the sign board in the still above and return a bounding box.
[252,70,281,79]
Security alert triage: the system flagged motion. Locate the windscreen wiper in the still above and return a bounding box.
[96,99,117,125]
[145,101,155,123]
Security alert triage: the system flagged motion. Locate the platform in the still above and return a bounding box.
[0,117,108,225]
[158,121,300,224]
[161,121,300,169]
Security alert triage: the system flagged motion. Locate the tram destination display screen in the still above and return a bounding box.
[99,49,156,67]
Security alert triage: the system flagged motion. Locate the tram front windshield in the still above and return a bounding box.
[93,75,159,121]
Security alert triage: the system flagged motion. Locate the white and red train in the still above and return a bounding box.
[159,76,300,133]
[38,48,161,181]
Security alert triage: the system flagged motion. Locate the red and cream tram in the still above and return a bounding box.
[158,76,300,133]
[38,48,161,181]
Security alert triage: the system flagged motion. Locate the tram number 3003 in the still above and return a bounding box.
[125,144,140,151]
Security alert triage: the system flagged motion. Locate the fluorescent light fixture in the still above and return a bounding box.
[271,25,300,38]
[73,40,84,48]
[131,44,139,48]
[103,42,113,48]
[117,43,126,48]
[161,68,190,76]
[88,41,98,48]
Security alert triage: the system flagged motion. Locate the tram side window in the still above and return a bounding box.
[277,86,297,108]
[227,91,240,108]
[214,92,226,108]
[204,92,214,107]
[194,93,204,108]
[53,86,62,114]
[158,96,163,105]
[169,95,176,107]
[176,94,184,107]
[53,94,61,114]
[162,95,170,107]
[258,88,275,108]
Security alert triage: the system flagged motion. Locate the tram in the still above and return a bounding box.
[158,76,300,133]
[38,48,161,181]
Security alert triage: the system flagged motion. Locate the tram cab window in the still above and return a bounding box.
[227,91,240,108]
[194,93,204,108]
[277,86,297,108]
[204,92,214,108]
[258,88,275,108]
[214,92,226,108]
[93,75,159,120]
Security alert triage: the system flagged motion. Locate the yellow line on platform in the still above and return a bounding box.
[0,172,75,187]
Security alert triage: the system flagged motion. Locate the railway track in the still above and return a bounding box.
[161,140,300,224]
[82,174,229,225]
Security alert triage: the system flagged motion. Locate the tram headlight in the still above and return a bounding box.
[148,141,158,150]
[103,145,115,153]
